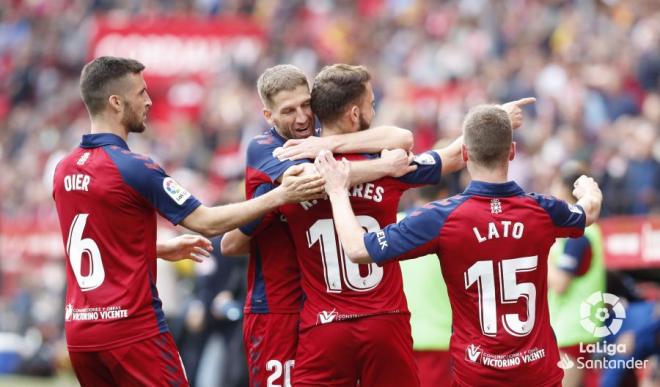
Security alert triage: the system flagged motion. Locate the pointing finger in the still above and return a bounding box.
[514,97,536,106]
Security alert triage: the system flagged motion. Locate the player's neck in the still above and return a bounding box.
[468,163,509,184]
[90,116,129,142]
[319,121,353,137]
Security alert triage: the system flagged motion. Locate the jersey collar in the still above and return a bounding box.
[464,180,524,197]
[80,133,129,150]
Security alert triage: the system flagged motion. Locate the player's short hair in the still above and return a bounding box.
[463,105,512,168]
[311,64,371,125]
[80,56,145,116]
[257,65,309,109]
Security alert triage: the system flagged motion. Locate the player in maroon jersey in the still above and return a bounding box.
[225,63,535,386]
[52,57,325,386]
[221,64,418,386]
[318,104,603,387]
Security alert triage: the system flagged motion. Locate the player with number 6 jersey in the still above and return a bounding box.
[53,57,326,386]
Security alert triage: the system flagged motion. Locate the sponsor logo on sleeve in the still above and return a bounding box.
[163,177,191,205]
[413,153,436,165]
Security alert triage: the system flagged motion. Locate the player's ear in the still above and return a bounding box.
[509,142,516,161]
[262,108,274,125]
[348,105,359,125]
[108,94,123,114]
[461,143,469,162]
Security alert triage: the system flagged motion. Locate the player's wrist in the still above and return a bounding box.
[327,187,349,199]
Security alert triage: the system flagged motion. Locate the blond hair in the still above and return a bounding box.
[257,65,309,108]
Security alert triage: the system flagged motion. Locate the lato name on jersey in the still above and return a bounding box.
[300,183,385,210]
[64,174,91,192]
[472,220,524,243]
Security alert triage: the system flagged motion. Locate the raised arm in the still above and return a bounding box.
[274,126,413,161]
[432,97,536,175]
[572,175,602,227]
[181,165,324,237]
[348,149,417,186]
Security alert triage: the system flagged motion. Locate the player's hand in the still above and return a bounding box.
[381,149,417,177]
[279,164,326,203]
[572,175,601,200]
[157,234,212,263]
[274,136,327,161]
[500,97,535,129]
[315,150,350,196]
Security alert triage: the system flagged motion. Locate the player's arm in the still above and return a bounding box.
[181,165,324,237]
[347,149,418,185]
[220,229,251,256]
[157,234,213,263]
[317,154,372,263]
[273,126,413,161]
[316,150,440,264]
[572,175,602,226]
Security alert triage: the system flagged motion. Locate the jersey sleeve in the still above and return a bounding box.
[239,183,279,236]
[528,193,586,238]
[395,151,442,187]
[246,135,307,183]
[556,236,592,276]
[364,203,443,265]
[104,147,201,225]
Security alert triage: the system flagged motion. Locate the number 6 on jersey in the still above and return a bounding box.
[66,214,105,291]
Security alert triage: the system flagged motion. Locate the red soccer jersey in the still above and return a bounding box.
[365,180,587,386]
[279,151,442,330]
[239,127,308,314]
[52,133,201,351]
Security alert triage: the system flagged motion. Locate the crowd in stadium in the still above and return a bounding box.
[0,0,658,386]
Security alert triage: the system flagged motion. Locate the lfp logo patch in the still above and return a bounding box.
[163,177,191,205]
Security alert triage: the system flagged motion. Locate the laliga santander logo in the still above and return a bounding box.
[580,292,626,338]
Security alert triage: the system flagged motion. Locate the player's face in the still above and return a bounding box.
[358,82,375,131]
[266,85,314,140]
[120,73,152,133]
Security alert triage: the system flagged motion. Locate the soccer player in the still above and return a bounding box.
[274,64,467,387]
[317,104,603,386]
[220,64,417,387]
[52,56,324,386]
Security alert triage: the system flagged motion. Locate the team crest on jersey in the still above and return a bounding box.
[413,153,436,165]
[490,199,502,214]
[163,177,191,205]
[76,152,90,166]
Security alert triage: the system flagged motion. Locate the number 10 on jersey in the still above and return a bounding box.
[307,216,384,293]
